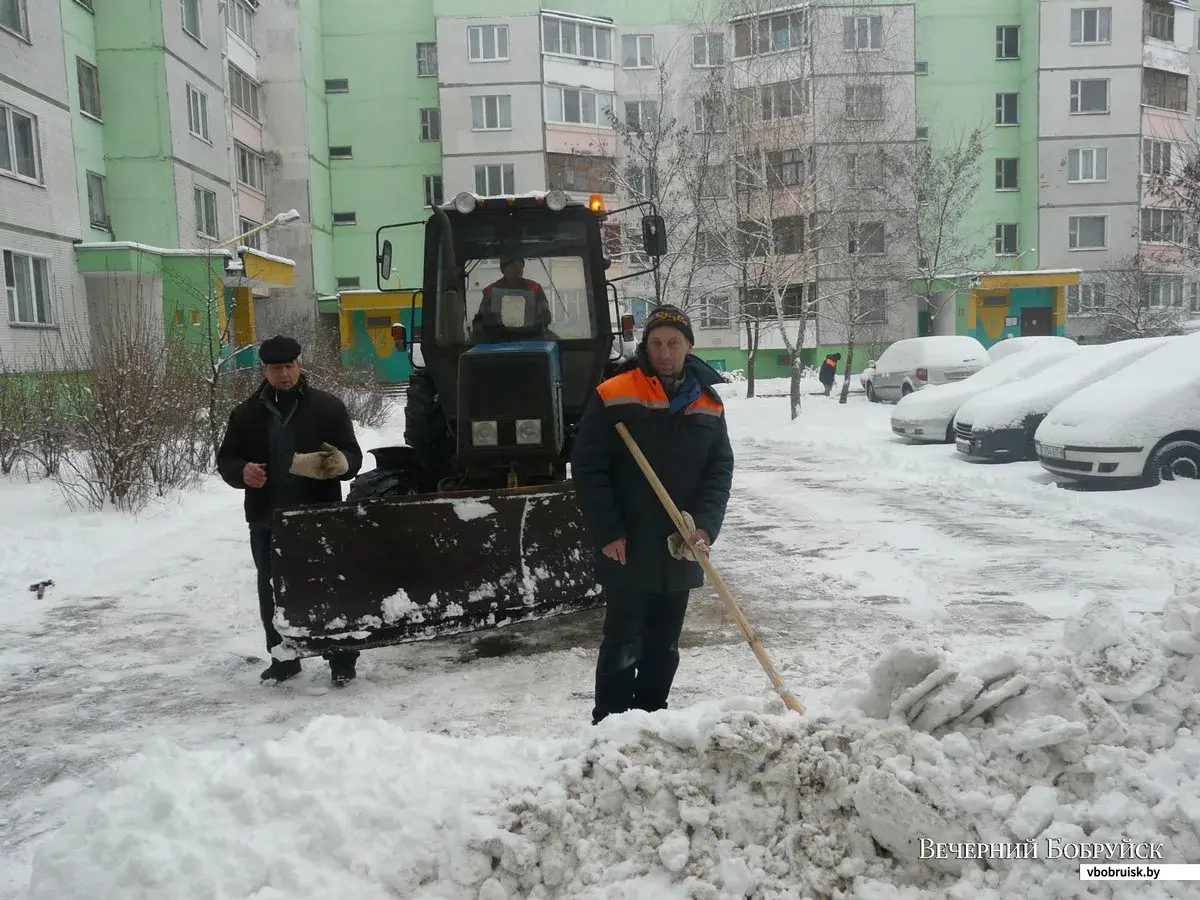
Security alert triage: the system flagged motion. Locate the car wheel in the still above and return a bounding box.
[867,383,879,403]
[1147,440,1200,484]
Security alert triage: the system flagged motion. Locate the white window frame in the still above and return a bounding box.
[77,58,102,120]
[845,84,884,120]
[843,15,883,51]
[1143,138,1174,177]
[1140,207,1182,244]
[416,42,438,77]
[732,10,810,58]
[193,186,218,239]
[995,25,1019,59]
[544,85,614,128]
[851,221,886,255]
[235,142,265,192]
[995,157,1019,191]
[995,92,1019,125]
[1070,78,1109,114]
[692,33,723,67]
[239,217,262,251]
[470,95,512,131]
[419,107,441,141]
[1068,215,1107,250]
[229,65,261,120]
[423,174,443,208]
[226,0,254,48]
[1068,147,1108,182]
[180,0,202,42]
[621,34,654,68]
[624,100,658,133]
[1067,282,1106,315]
[1143,274,1185,308]
[0,0,29,39]
[86,171,107,228]
[3,249,53,326]
[0,101,42,183]
[468,24,509,62]
[693,96,726,133]
[542,15,614,63]
[1070,7,1112,44]
[185,84,210,142]
[697,294,731,329]
[474,163,515,196]
[857,289,887,324]
[995,223,1019,255]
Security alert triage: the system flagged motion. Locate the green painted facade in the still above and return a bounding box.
[60,0,110,244]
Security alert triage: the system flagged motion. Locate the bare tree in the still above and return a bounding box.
[1080,254,1189,340]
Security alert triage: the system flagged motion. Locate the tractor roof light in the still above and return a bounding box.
[454,191,476,214]
[588,193,606,213]
[545,189,568,212]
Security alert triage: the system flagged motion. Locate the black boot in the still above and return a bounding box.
[260,658,302,682]
[327,651,358,686]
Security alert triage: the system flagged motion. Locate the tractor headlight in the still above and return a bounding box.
[515,418,542,445]
[471,420,499,446]
[454,191,476,214]
[545,189,568,212]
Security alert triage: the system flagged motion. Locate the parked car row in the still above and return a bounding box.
[879,333,1200,489]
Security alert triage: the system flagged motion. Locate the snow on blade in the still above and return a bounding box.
[28,594,1200,899]
[453,499,497,522]
[382,589,419,624]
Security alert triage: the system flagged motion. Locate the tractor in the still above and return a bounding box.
[269,189,666,655]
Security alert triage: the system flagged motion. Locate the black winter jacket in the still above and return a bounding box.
[216,375,364,526]
[571,354,734,593]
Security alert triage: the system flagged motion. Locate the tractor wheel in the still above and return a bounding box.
[404,368,455,489]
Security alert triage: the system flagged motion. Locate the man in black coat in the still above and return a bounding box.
[216,335,364,685]
[819,352,841,396]
[571,306,735,725]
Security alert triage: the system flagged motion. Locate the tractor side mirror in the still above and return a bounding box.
[391,322,407,352]
[620,314,635,342]
[378,239,394,282]
[642,215,667,258]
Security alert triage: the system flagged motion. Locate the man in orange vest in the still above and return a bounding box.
[571,305,734,725]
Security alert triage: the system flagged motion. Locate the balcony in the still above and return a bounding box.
[1143,2,1190,73]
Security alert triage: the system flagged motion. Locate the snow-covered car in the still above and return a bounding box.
[890,342,1079,443]
[986,335,1078,362]
[863,336,990,403]
[1034,331,1200,485]
[954,337,1173,462]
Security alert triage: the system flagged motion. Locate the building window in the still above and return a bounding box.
[769,149,805,187]
[239,217,262,250]
[235,142,265,192]
[845,84,884,120]
[193,186,218,238]
[849,222,885,255]
[1071,7,1111,43]
[733,9,809,57]
[627,165,656,198]
[843,15,883,51]
[423,174,443,207]
[996,25,1019,59]
[624,100,658,132]
[1068,147,1108,182]
[696,294,730,328]
[475,163,515,195]
[1142,68,1187,112]
[180,0,201,41]
[858,289,887,323]
[544,86,614,127]
[324,78,349,93]
[1068,215,1107,249]
[995,157,1019,190]
[621,34,654,68]
[336,276,361,290]
[1143,274,1184,308]
[692,33,723,66]
[328,145,353,159]
[0,102,40,182]
[468,24,509,62]
[698,164,728,198]
[772,216,805,253]
[229,65,261,119]
[416,42,438,77]
[86,171,107,228]
[470,95,511,131]
[1144,2,1175,42]
[995,92,1018,125]
[226,0,254,47]
[77,58,102,119]
[546,153,613,193]
[1067,283,1105,315]
[185,84,209,140]
[995,223,1019,255]
[1143,138,1173,177]
[333,212,357,226]
[420,108,441,140]
[542,15,614,62]
[1070,78,1109,114]
[696,230,722,262]
[1141,207,1182,243]
[3,249,51,325]
[693,96,726,132]
[0,0,28,38]
[847,152,884,188]
[736,80,808,122]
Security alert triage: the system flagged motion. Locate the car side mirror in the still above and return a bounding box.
[391,322,407,352]
[867,359,876,368]
[642,215,667,258]
[378,239,394,282]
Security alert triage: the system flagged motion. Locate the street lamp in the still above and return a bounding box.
[215,208,301,251]
[1013,247,1038,269]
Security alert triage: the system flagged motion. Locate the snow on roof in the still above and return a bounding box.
[237,246,296,267]
[942,268,1083,280]
[74,241,234,258]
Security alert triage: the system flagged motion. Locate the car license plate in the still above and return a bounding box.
[956,438,972,454]
[945,372,967,381]
[1040,444,1066,460]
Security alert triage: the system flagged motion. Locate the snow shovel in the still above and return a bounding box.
[614,422,805,715]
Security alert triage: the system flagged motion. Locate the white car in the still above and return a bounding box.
[1034,331,1200,486]
[986,335,1079,362]
[863,336,990,403]
[891,342,1079,443]
[954,337,1173,462]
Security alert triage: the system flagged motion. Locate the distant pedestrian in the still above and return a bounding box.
[216,335,364,685]
[819,352,841,396]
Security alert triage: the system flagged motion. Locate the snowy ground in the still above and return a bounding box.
[3,376,1200,898]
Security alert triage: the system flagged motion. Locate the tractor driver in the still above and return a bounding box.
[474,256,553,338]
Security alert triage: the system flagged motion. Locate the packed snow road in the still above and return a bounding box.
[2,386,1198,897]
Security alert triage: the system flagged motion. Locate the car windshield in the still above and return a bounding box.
[434,215,598,346]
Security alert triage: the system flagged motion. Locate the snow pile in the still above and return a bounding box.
[28,596,1200,899]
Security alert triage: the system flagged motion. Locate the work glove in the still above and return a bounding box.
[668,510,699,561]
[289,442,349,480]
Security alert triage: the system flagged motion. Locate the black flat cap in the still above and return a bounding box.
[258,335,302,364]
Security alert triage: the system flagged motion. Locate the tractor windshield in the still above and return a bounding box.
[434,214,599,346]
